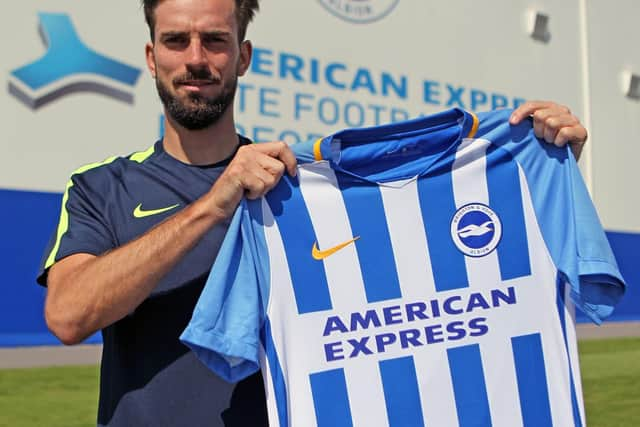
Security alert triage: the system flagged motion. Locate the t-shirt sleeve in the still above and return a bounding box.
[509,121,625,324]
[181,199,268,383]
[37,171,117,286]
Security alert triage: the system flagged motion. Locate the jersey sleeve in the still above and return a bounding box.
[37,169,117,286]
[507,119,625,324]
[181,199,269,383]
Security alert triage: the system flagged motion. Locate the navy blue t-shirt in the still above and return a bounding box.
[38,137,267,427]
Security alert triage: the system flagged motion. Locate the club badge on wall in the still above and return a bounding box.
[317,0,400,24]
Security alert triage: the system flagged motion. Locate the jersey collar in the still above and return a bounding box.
[310,108,479,183]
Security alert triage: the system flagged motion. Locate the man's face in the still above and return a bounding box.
[145,0,251,130]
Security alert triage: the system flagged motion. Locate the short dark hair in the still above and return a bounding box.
[141,0,259,42]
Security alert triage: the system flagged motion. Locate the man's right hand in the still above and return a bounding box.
[206,141,298,220]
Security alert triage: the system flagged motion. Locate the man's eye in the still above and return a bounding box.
[164,36,188,47]
[203,36,225,45]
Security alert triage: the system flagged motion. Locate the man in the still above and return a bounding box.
[38,0,589,426]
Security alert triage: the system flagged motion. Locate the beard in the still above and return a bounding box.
[156,69,237,131]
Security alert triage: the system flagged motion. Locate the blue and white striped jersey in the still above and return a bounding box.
[181,108,625,427]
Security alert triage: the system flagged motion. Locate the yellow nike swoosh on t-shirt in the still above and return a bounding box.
[312,236,360,260]
[133,203,180,218]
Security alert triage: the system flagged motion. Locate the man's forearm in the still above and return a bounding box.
[45,141,297,345]
[45,193,225,344]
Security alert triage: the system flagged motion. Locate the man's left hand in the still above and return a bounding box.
[509,101,588,160]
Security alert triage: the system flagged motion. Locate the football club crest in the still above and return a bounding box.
[317,0,400,24]
[450,204,502,257]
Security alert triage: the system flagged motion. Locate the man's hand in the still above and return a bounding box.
[207,141,297,219]
[509,101,588,160]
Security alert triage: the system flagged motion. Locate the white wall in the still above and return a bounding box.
[585,0,640,233]
[2,0,639,232]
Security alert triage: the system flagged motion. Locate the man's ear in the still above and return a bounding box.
[145,42,157,78]
[238,40,252,77]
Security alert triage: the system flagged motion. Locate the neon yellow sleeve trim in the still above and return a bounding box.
[44,144,155,270]
[129,145,155,163]
[44,156,118,269]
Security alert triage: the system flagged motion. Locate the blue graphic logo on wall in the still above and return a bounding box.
[318,0,400,24]
[8,12,142,109]
[450,204,502,257]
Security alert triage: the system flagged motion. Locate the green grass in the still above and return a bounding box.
[0,338,638,426]
[580,337,640,427]
[0,365,99,427]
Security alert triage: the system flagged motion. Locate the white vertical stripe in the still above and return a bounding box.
[480,340,524,427]
[344,359,390,427]
[452,138,490,206]
[451,138,501,289]
[261,198,320,427]
[539,329,575,427]
[379,179,437,301]
[260,348,281,427]
[414,347,459,427]
[298,163,368,312]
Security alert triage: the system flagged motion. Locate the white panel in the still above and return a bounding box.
[3,1,585,194]
[344,359,390,427]
[586,0,640,232]
[414,347,459,426]
[379,180,437,301]
[480,340,524,427]
[3,2,158,192]
[297,163,368,312]
[451,138,502,289]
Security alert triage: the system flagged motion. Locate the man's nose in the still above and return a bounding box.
[186,38,207,66]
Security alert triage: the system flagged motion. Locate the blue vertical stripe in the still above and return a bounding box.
[418,170,469,291]
[260,318,289,427]
[336,176,402,303]
[309,368,353,427]
[447,344,492,427]
[556,278,584,427]
[511,333,553,427]
[486,146,531,280]
[266,176,332,314]
[380,356,425,427]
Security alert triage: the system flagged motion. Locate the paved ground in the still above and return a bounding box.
[574,321,640,340]
[0,344,102,369]
[1,322,638,369]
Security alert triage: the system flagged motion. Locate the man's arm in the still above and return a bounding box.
[45,142,296,345]
[509,100,588,160]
